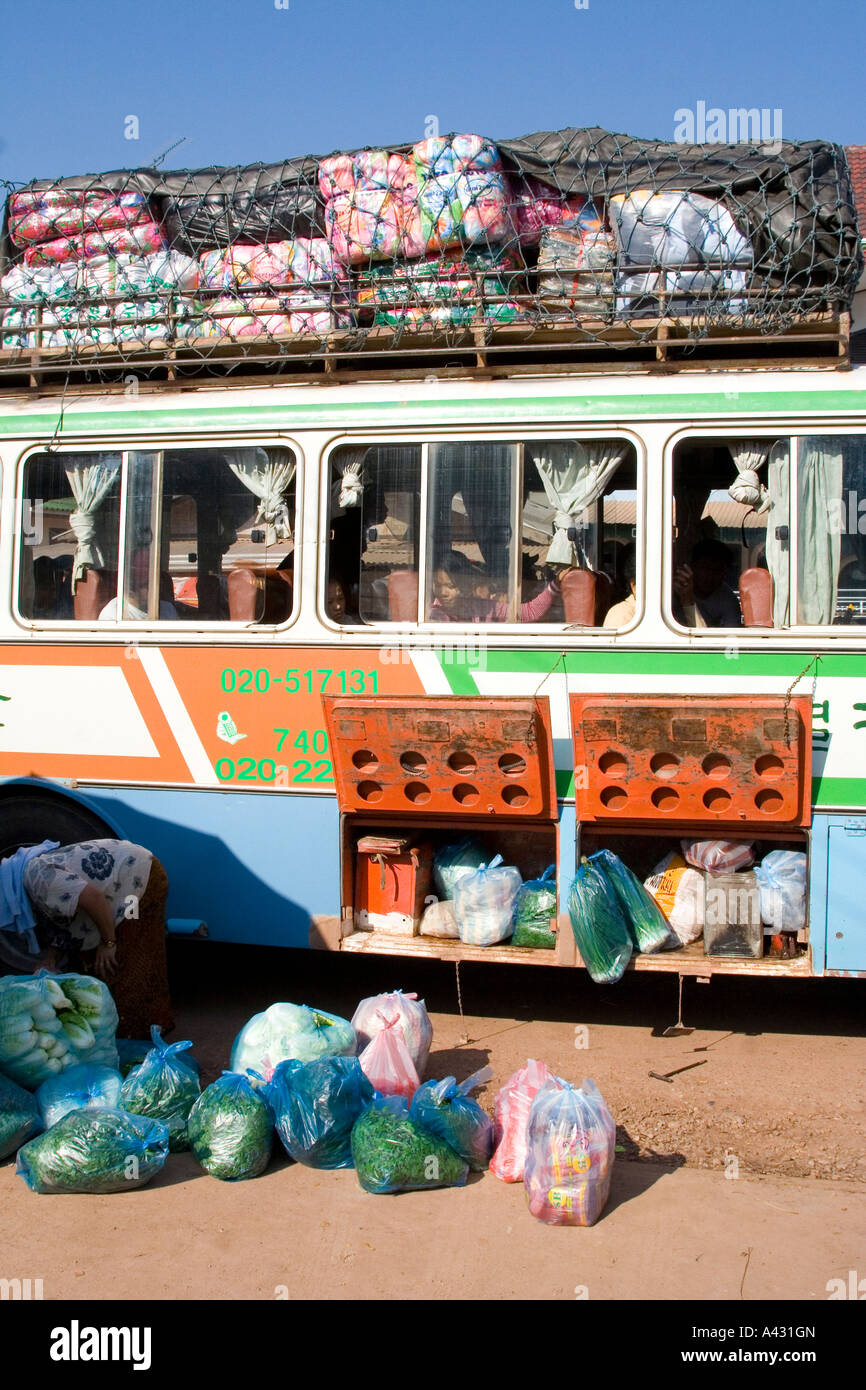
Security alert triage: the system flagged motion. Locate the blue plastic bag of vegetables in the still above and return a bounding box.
[590,850,677,954]
[409,1066,494,1170]
[512,866,558,948]
[16,1106,168,1194]
[567,858,633,983]
[0,1071,42,1160]
[36,1063,123,1130]
[187,1071,273,1181]
[351,1093,469,1194]
[119,1025,200,1152]
[268,1055,373,1169]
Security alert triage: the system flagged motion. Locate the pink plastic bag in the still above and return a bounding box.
[489,1059,563,1182]
[358,1013,420,1101]
[681,838,754,875]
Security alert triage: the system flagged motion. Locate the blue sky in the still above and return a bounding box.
[0,0,864,184]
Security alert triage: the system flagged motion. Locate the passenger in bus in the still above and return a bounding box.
[326,578,349,623]
[428,551,567,622]
[603,546,637,628]
[98,550,178,621]
[673,538,742,628]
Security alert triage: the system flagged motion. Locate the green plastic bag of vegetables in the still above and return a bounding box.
[351,1094,469,1194]
[187,1071,273,1181]
[512,866,557,948]
[119,1025,200,1152]
[567,858,633,984]
[0,972,118,1089]
[590,849,677,954]
[16,1107,169,1193]
[0,1071,42,1160]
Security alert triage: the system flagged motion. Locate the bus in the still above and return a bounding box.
[1,351,865,982]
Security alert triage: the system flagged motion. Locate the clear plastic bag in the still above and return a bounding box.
[16,1106,169,1194]
[567,859,633,983]
[118,1025,200,1152]
[268,1055,373,1169]
[358,1013,420,1101]
[489,1059,563,1183]
[187,1071,273,1181]
[432,838,487,900]
[0,1071,41,1160]
[419,898,459,939]
[681,838,755,875]
[590,849,677,954]
[36,1062,123,1130]
[453,855,522,947]
[512,866,557,949]
[754,850,808,932]
[229,1003,356,1080]
[525,1078,616,1227]
[0,972,118,1089]
[410,1066,493,1170]
[351,990,433,1075]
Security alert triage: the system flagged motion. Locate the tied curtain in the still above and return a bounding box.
[226,448,295,546]
[728,439,772,510]
[63,453,121,588]
[526,441,627,567]
[798,438,843,626]
[331,446,369,514]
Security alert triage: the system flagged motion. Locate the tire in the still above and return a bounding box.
[0,790,116,860]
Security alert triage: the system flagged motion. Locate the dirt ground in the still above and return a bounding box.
[3,941,865,1301]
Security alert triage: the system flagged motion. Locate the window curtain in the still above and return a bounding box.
[63,453,121,588]
[728,440,771,510]
[798,438,843,625]
[764,440,790,628]
[527,440,627,567]
[225,448,295,545]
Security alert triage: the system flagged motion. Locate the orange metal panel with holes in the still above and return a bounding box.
[323,695,557,819]
[570,694,812,828]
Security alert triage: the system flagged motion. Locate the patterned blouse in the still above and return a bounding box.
[23,840,153,951]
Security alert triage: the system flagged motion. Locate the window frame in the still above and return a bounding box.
[12,434,304,632]
[319,428,645,636]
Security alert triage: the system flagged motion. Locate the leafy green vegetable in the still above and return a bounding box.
[0,1071,42,1160]
[409,1076,493,1171]
[187,1073,273,1181]
[16,1107,168,1193]
[0,974,118,1088]
[119,1026,200,1152]
[351,1095,469,1194]
[512,867,558,949]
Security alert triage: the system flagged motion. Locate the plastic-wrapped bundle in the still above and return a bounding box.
[525,1078,616,1227]
[512,865,557,948]
[681,839,755,875]
[490,1059,562,1183]
[409,1067,493,1170]
[118,1025,200,1152]
[509,175,588,247]
[23,221,166,268]
[0,974,119,1090]
[590,849,677,954]
[432,838,487,900]
[187,1072,273,1181]
[268,1055,372,1169]
[350,1094,469,1194]
[318,151,416,266]
[644,852,704,946]
[754,850,808,933]
[358,247,523,327]
[2,262,80,302]
[229,1003,356,1081]
[0,1072,42,1160]
[537,215,615,315]
[419,899,459,939]
[567,859,633,983]
[351,990,433,1075]
[36,1063,123,1130]
[411,134,512,255]
[83,249,200,296]
[453,855,522,947]
[16,1107,169,1194]
[9,189,150,246]
[358,1014,420,1101]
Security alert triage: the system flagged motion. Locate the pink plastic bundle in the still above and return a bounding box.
[199,299,291,338]
[509,176,588,248]
[358,1013,420,1101]
[489,1059,563,1182]
[199,244,267,290]
[318,151,417,265]
[9,189,150,246]
[681,839,755,875]
[24,221,166,267]
[351,990,433,1074]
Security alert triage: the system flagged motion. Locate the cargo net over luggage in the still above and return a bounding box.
[0,126,861,378]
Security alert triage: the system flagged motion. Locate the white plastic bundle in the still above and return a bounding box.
[453,855,522,947]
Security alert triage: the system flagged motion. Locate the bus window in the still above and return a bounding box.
[799,435,866,626]
[671,438,789,629]
[327,445,421,623]
[18,445,297,624]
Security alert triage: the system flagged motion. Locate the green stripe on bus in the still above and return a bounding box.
[813,777,866,804]
[479,650,866,677]
[556,769,574,798]
[438,654,481,695]
[2,387,866,436]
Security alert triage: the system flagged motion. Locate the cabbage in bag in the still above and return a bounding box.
[351,990,433,1074]
[590,849,677,954]
[567,858,633,983]
[0,973,118,1089]
[409,1067,493,1170]
[16,1106,169,1194]
[351,1093,469,1194]
[268,1055,373,1169]
[119,1025,200,1152]
[36,1062,123,1130]
[229,1003,356,1081]
[512,865,557,948]
[0,1071,42,1160]
[187,1071,273,1181]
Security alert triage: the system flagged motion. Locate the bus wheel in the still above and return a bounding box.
[0,790,116,860]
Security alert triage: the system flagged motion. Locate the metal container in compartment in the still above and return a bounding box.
[702,869,763,958]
